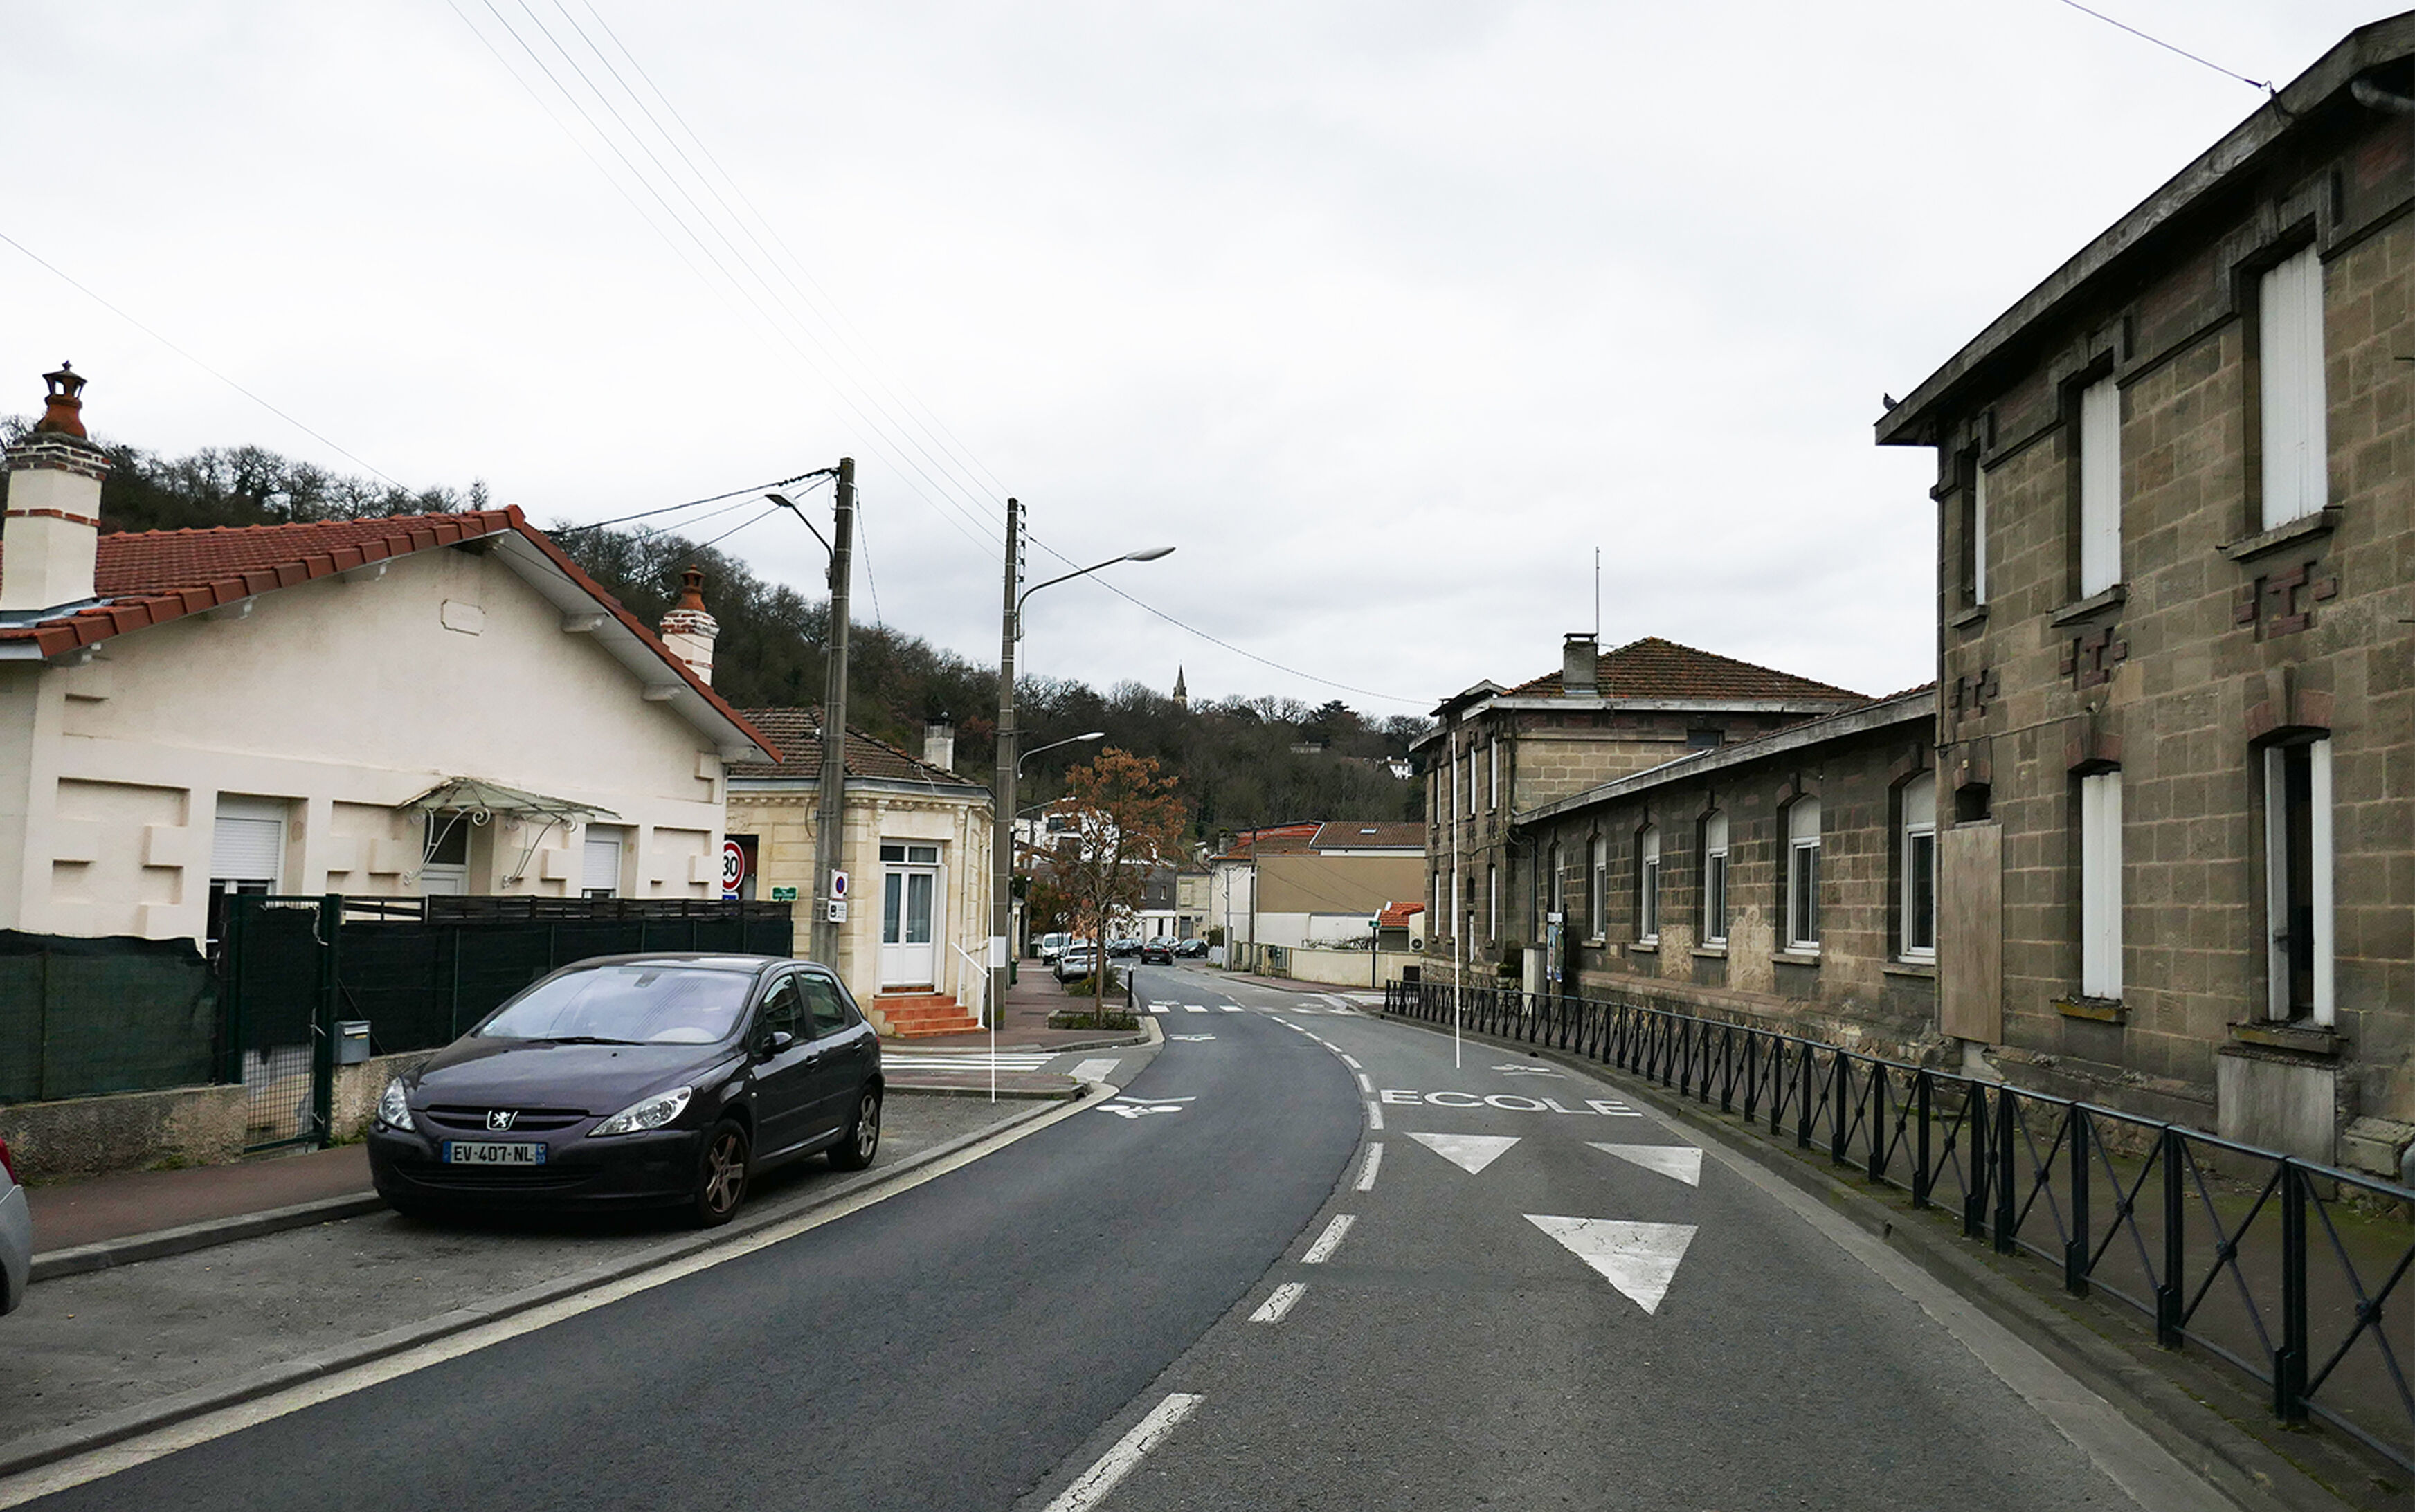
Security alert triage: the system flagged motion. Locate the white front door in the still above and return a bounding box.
[879,842,943,988]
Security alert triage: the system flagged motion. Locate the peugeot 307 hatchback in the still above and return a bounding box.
[368,954,882,1227]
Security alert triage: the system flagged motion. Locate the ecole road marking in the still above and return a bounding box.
[1044,1392,1206,1512]
[1379,1089,1642,1117]
[1249,1282,1307,1324]
[1301,1213,1355,1264]
[1355,1142,1383,1191]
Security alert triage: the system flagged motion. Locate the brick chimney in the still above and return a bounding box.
[923,713,956,772]
[1,363,111,613]
[658,565,718,684]
[1562,632,1599,696]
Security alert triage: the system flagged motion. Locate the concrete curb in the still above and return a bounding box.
[0,1087,1096,1484]
[1379,1011,2364,1512]
[29,1192,393,1284]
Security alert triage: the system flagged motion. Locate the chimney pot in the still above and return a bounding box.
[657,563,720,686]
[923,713,957,772]
[3,365,110,613]
[1562,633,1599,695]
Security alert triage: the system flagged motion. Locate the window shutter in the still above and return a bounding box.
[2080,772,2123,998]
[2079,377,2122,596]
[211,798,286,883]
[584,826,624,893]
[2260,247,2328,526]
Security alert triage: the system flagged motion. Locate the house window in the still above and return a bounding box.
[582,823,626,899]
[2259,245,2328,528]
[1785,796,1822,952]
[1701,810,1729,946]
[1487,742,1500,811]
[2263,738,2334,1023]
[1637,824,1661,944]
[1589,835,1607,938]
[2079,771,2121,996]
[2078,376,2122,596]
[1487,865,1499,943]
[1894,781,1935,961]
[1465,747,1476,817]
[1432,871,1443,934]
[208,795,288,956]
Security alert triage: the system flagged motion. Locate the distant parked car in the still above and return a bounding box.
[368,954,882,1228]
[1175,938,1209,958]
[1107,938,1141,958]
[1140,938,1173,964]
[1054,946,1098,983]
[0,1132,28,1316]
[1036,932,1070,963]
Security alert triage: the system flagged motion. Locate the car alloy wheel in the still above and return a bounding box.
[830,1089,882,1171]
[694,1120,750,1226]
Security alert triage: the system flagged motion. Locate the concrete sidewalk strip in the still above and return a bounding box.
[0,1088,1098,1484]
[30,1192,392,1285]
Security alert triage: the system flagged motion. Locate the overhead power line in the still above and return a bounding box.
[2050,0,2272,91]
[0,228,413,491]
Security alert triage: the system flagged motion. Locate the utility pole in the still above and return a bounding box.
[811,457,856,967]
[988,497,1022,1029]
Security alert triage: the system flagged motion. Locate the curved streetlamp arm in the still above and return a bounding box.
[1015,547,1177,622]
[1017,730,1106,777]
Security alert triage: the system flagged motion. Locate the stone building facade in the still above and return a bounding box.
[1508,690,1939,1055]
[1876,17,2415,1169]
[1413,635,1865,977]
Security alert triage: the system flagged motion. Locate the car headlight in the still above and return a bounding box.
[590,1086,693,1137]
[377,1077,415,1132]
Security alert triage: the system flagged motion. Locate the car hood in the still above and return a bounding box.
[408,1036,736,1115]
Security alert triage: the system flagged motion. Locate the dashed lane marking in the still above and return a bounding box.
[1366,1100,1384,1131]
[1339,1054,1362,1070]
[1301,1213,1356,1264]
[1355,1072,1372,1093]
[1044,1392,1206,1512]
[1249,1283,1307,1324]
[1355,1142,1384,1192]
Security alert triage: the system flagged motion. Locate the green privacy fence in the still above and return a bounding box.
[225,895,796,1149]
[0,931,219,1104]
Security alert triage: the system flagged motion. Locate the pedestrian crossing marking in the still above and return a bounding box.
[1070,1058,1121,1083]
[1526,1215,1697,1315]
[883,1052,1062,1072]
[1184,1005,1208,1013]
[1589,1144,1702,1186]
[1407,1132,1519,1175]
[1220,1005,1243,1012]
[1148,1006,1170,1015]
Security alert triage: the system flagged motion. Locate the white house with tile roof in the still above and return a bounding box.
[0,367,777,947]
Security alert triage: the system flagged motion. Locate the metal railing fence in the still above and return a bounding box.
[1385,978,2415,1473]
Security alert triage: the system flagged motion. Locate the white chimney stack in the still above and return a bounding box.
[1562,632,1599,696]
[1,363,110,613]
[658,564,718,684]
[923,713,956,772]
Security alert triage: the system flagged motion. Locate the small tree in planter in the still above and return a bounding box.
[1050,748,1187,1022]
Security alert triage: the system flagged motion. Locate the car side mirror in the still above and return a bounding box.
[763,1030,795,1057]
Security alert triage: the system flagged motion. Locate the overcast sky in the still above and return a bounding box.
[1,2,2389,713]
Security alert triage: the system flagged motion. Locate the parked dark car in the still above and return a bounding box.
[1107,938,1141,958]
[0,1133,28,1316]
[1175,938,1209,958]
[1139,938,1174,964]
[368,954,881,1228]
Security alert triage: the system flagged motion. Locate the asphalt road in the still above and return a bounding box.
[17,967,1361,1512]
[15,967,2229,1511]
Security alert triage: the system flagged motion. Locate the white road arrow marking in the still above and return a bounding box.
[1490,1064,1567,1078]
[1589,1143,1703,1186]
[1525,1215,1697,1315]
[1407,1131,1520,1175]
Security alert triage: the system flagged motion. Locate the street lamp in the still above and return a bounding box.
[1017,731,1104,778]
[989,500,1173,1026]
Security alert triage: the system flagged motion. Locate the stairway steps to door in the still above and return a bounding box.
[869,994,980,1038]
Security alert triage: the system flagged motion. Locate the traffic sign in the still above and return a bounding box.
[721,839,747,899]
[830,869,849,899]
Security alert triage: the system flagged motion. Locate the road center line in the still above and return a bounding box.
[1301,1213,1356,1264]
[1249,1283,1307,1324]
[1355,1142,1383,1192]
[1044,1392,1207,1512]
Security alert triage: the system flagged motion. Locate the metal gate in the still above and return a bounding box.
[224,896,338,1151]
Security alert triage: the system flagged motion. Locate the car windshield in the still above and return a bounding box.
[479,965,752,1045]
